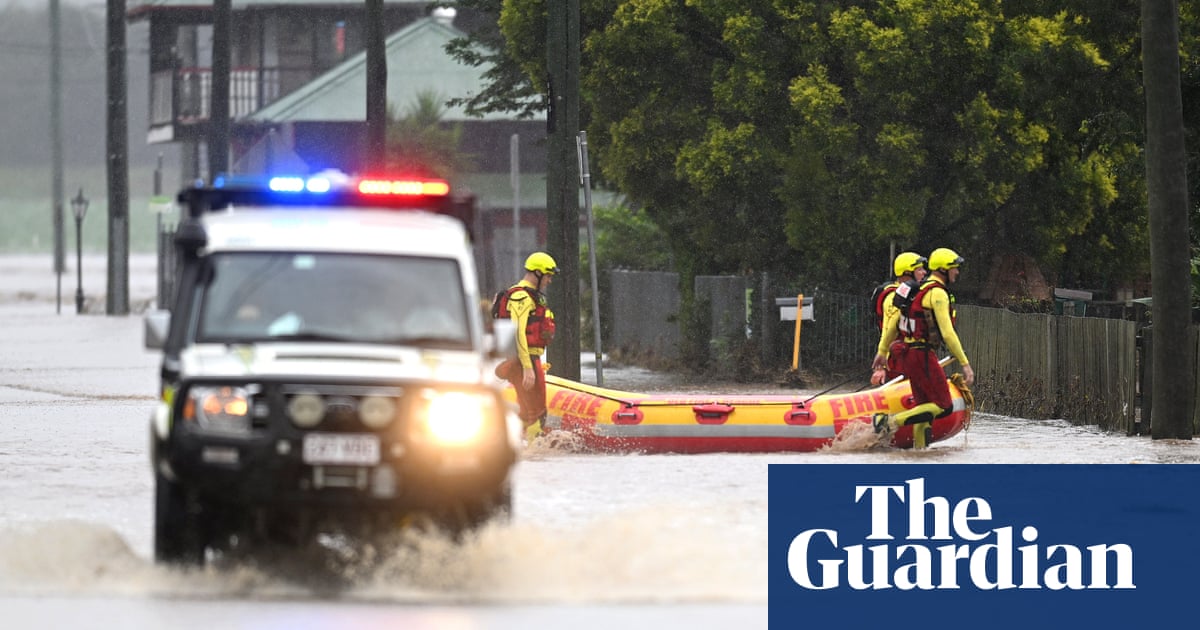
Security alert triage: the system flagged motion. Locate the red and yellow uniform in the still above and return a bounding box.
[871,252,927,386]
[494,251,559,438]
[496,281,555,426]
[890,277,967,410]
[872,247,969,448]
[874,282,907,382]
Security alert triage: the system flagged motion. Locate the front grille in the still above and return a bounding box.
[275,383,406,432]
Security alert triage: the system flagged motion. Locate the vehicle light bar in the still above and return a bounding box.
[211,173,448,199]
[358,179,451,197]
[176,171,474,240]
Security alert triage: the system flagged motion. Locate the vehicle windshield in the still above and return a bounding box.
[196,252,471,349]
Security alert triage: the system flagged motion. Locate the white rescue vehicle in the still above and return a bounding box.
[144,173,519,565]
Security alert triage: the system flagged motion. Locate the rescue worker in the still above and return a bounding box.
[495,252,558,439]
[870,252,928,385]
[871,247,974,448]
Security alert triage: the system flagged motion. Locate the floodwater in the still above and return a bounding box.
[1,255,1198,629]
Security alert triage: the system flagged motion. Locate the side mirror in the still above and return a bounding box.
[144,310,171,350]
[486,319,517,359]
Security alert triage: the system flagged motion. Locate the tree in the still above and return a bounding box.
[385,92,473,178]
[441,0,545,119]
[777,1,1144,289]
[484,2,1160,295]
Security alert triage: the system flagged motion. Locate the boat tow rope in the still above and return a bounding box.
[799,372,873,406]
[949,371,975,430]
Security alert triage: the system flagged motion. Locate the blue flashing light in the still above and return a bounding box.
[266,175,333,194]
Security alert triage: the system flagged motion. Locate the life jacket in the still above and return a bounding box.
[491,285,556,348]
[897,279,956,348]
[871,281,898,330]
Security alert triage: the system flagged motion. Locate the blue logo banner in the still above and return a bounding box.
[768,464,1200,628]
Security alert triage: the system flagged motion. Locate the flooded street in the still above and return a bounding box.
[1,255,1197,628]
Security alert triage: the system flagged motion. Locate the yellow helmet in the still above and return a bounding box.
[893,252,928,277]
[929,247,964,272]
[524,252,559,275]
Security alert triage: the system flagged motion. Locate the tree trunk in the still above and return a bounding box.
[1142,0,1194,439]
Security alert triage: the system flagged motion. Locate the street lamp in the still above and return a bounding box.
[70,188,88,314]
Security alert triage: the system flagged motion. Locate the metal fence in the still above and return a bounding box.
[796,290,877,371]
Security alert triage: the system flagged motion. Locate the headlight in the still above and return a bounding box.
[359,395,397,429]
[184,385,252,435]
[287,392,325,428]
[411,389,496,447]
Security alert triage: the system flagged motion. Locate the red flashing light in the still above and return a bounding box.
[358,178,450,197]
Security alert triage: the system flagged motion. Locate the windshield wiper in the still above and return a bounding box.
[376,335,469,348]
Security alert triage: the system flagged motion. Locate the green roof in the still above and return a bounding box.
[247,16,539,123]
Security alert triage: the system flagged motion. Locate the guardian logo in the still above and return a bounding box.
[787,478,1134,591]
[768,465,1200,628]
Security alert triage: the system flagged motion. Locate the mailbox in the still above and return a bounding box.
[776,296,814,321]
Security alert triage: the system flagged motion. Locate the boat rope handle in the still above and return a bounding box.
[550,356,960,410]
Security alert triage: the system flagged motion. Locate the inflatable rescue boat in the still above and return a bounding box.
[506,373,972,453]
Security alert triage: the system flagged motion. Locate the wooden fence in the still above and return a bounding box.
[956,305,1138,432]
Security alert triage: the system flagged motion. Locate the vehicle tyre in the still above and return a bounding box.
[444,480,514,535]
[487,481,514,523]
[154,471,206,566]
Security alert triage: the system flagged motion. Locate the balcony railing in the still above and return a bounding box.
[149,66,313,127]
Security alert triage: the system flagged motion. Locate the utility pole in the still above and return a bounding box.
[545,0,581,380]
[1142,0,1193,439]
[209,0,231,177]
[365,0,387,171]
[50,0,65,298]
[106,0,130,315]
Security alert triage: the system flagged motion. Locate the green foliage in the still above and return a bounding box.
[439,1,546,118]
[588,203,672,272]
[385,92,474,178]
[457,0,1192,303]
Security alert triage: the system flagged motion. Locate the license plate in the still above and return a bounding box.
[302,433,381,465]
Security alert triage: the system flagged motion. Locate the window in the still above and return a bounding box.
[197,252,470,348]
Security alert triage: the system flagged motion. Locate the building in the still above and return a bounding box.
[127,0,552,291]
